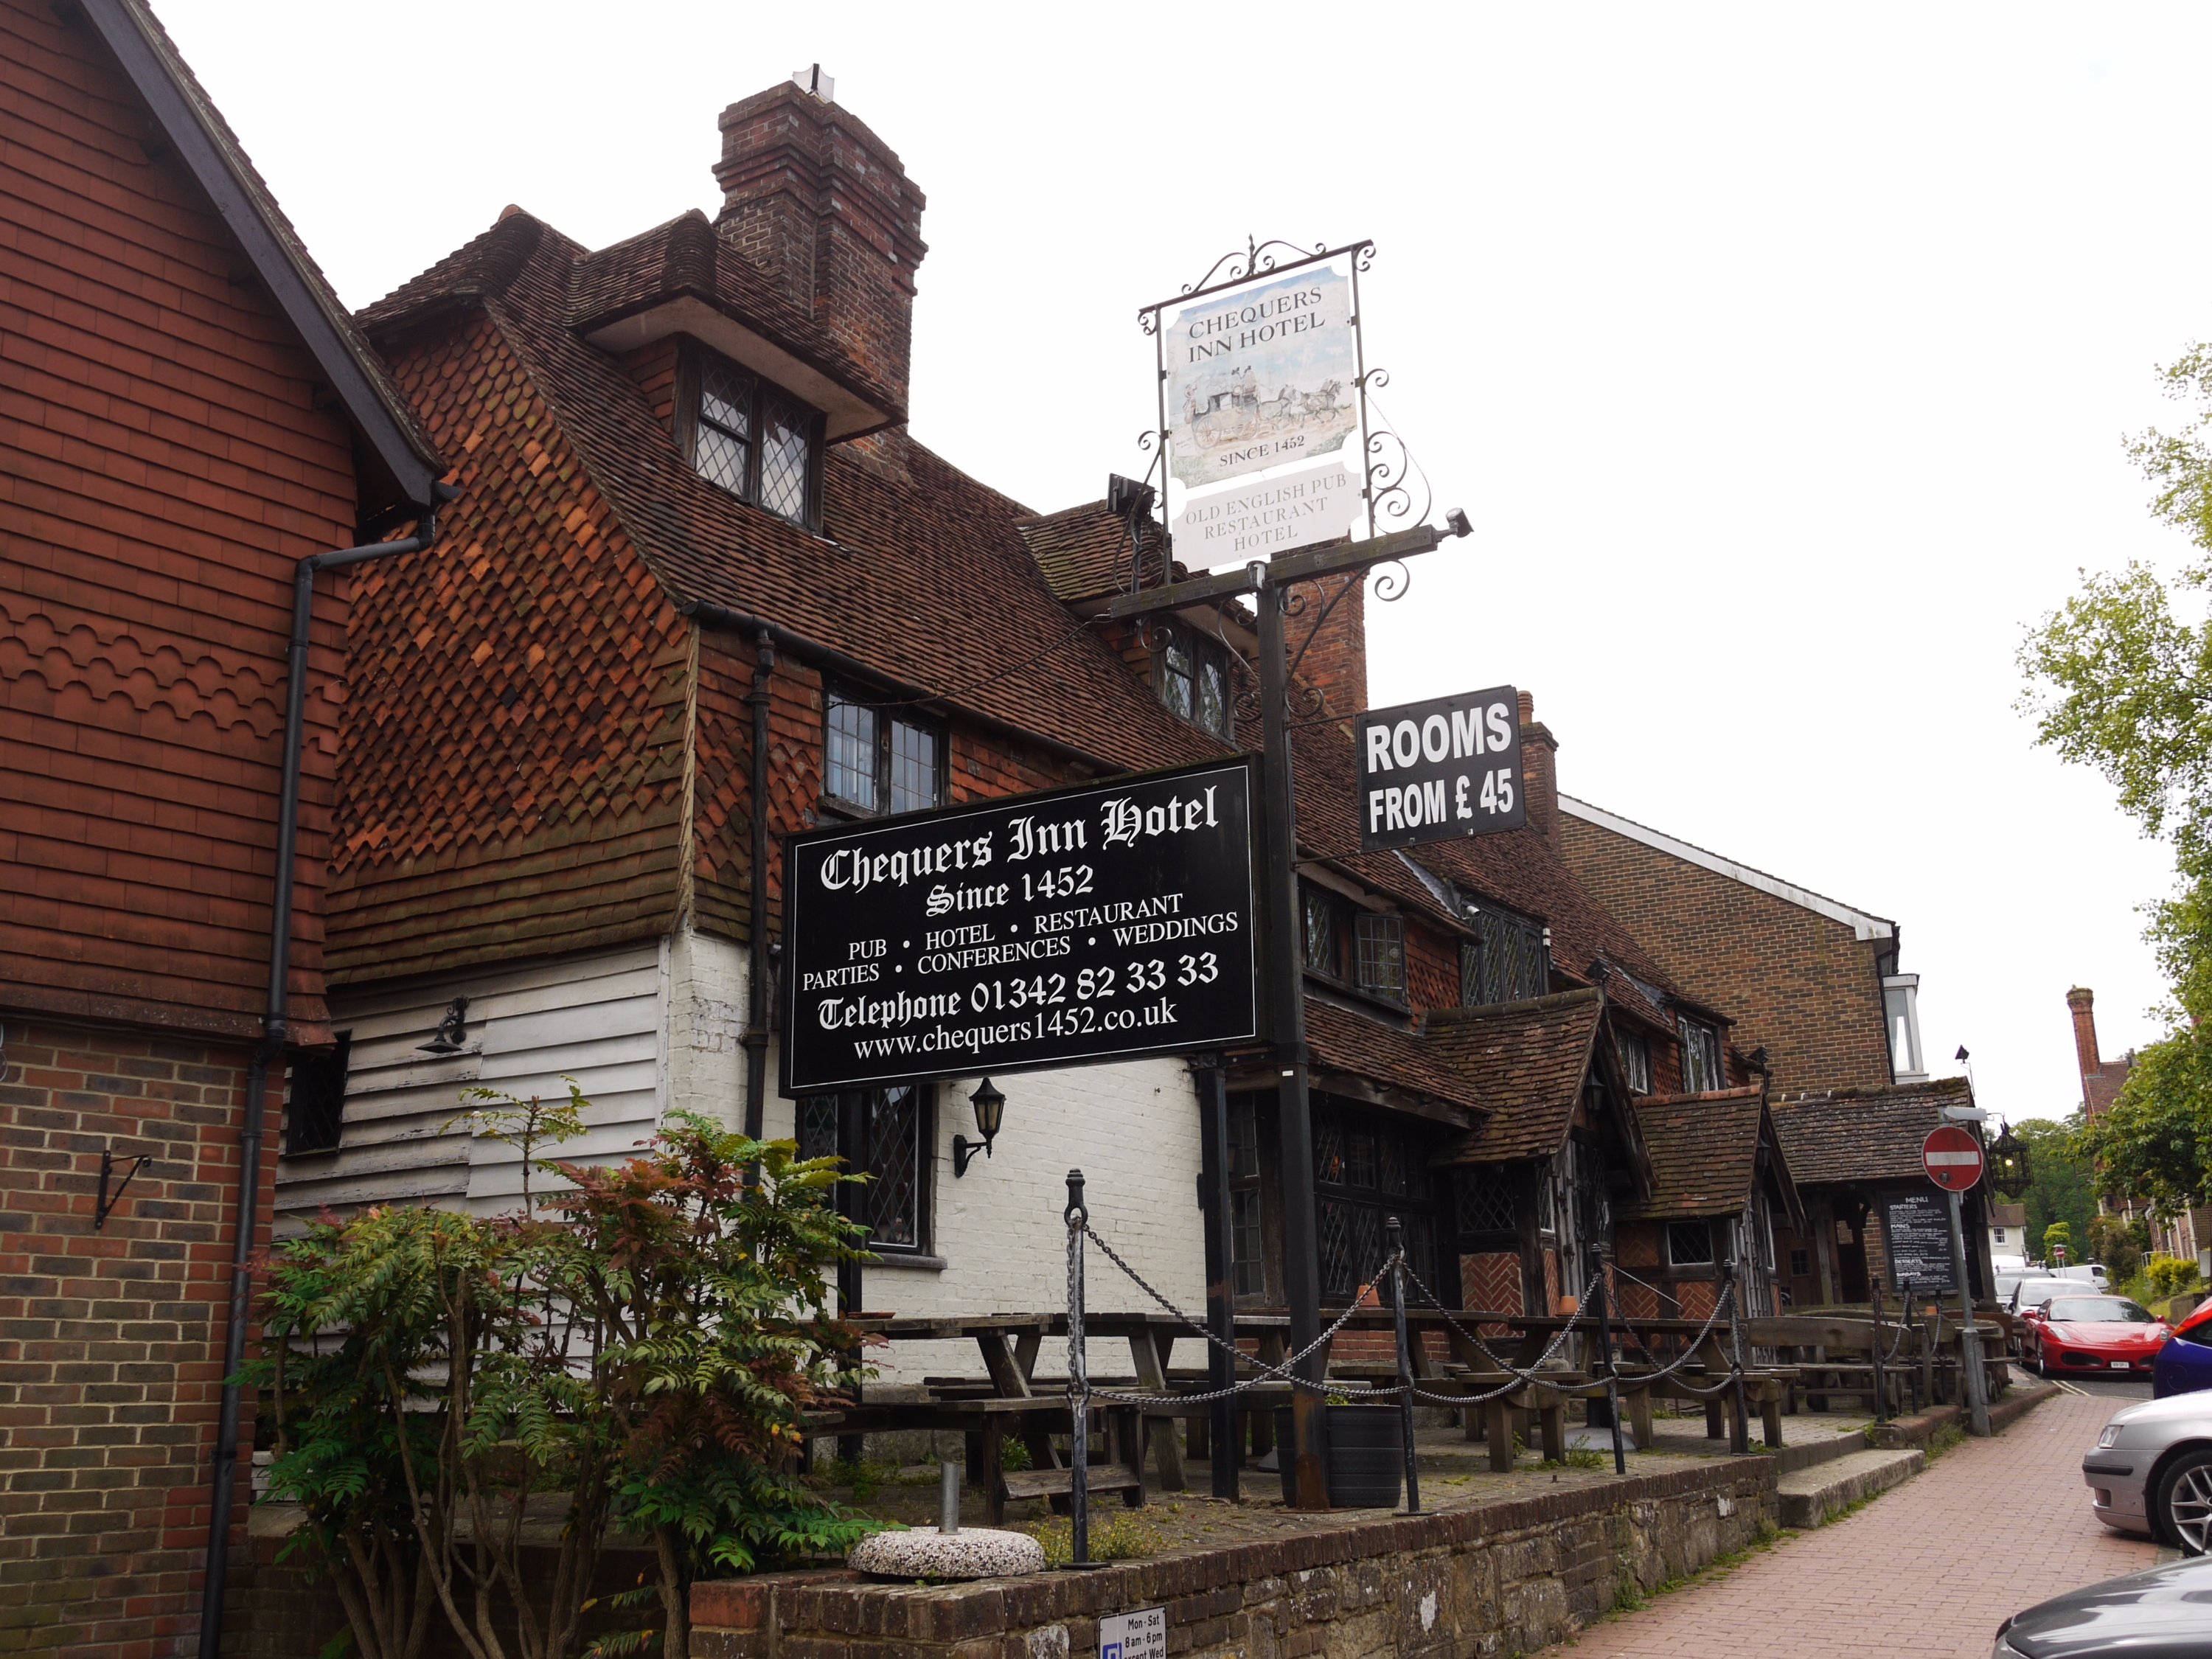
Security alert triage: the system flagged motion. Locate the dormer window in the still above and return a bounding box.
[684,345,819,527]
[1157,623,1231,740]
[822,684,942,817]
[1678,1015,1724,1093]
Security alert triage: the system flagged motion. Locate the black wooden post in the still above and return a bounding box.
[1066,1169,1090,1563]
[1724,1258,1751,1455]
[1254,563,1329,1510]
[1593,1258,1625,1475]
[1387,1217,1420,1514]
[836,1090,867,1464]
[1869,1276,1889,1422]
[1197,1066,1239,1500]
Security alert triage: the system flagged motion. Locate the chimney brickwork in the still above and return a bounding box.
[1293,572,1367,720]
[1517,689,1561,852]
[714,83,928,417]
[2067,986,2130,1119]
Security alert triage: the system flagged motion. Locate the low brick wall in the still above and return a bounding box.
[691,1458,1774,1659]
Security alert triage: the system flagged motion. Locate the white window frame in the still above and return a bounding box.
[1883,973,1927,1083]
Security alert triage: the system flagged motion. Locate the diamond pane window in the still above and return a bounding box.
[689,348,815,526]
[1463,904,1548,1005]
[1319,1199,1385,1302]
[1196,656,1228,737]
[866,1086,921,1249]
[1456,1166,1516,1235]
[757,392,812,524]
[1227,1096,1260,1180]
[798,1096,839,1165]
[1313,1115,1346,1186]
[1161,636,1195,720]
[1303,886,1336,975]
[1668,1220,1715,1266]
[1355,912,1405,1001]
[285,1032,350,1155]
[889,720,938,816]
[1231,1189,1265,1296]
[1615,1031,1652,1094]
[826,697,878,810]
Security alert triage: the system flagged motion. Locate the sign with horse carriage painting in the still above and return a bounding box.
[1160,254,1361,493]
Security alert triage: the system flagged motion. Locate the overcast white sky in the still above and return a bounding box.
[162,1,2212,1126]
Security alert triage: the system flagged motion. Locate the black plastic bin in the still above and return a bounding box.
[1271,1403,1403,1509]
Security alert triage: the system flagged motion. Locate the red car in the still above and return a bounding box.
[2027,1294,2172,1377]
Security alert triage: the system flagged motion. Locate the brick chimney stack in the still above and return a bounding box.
[712,77,928,417]
[1292,573,1367,720]
[2067,987,2101,1083]
[1518,689,1561,851]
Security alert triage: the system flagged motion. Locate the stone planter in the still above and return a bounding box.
[1272,1404,1403,1509]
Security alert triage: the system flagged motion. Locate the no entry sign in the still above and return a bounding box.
[1921,1125,1984,1192]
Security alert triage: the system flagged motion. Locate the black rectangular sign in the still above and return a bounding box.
[1354,684,1526,851]
[780,757,1259,1093]
[1880,1192,1958,1293]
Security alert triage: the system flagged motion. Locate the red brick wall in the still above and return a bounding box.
[0,1019,272,1659]
[0,0,364,1040]
[1292,572,1365,720]
[1559,812,1892,1095]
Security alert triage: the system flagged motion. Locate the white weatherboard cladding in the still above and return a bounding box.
[762,1038,1208,1391]
[278,945,667,1228]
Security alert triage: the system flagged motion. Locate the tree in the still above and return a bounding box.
[2043,1220,2073,1262]
[2013,1119,2099,1262]
[2021,345,2212,1210]
[2087,1214,2146,1283]
[251,1087,878,1659]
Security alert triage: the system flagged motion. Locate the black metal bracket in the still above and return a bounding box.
[951,1134,993,1178]
[95,1147,151,1231]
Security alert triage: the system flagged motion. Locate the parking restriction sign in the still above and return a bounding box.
[1099,1607,1166,1659]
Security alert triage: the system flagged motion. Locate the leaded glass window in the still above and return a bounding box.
[822,685,942,818]
[1228,1093,1265,1296]
[1668,1220,1715,1266]
[1455,1166,1516,1236]
[687,347,816,526]
[825,697,878,810]
[1302,885,1337,975]
[1679,1016,1724,1094]
[797,1088,929,1252]
[1355,912,1405,1002]
[1615,1030,1652,1094]
[285,1032,350,1155]
[1156,625,1232,740]
[1311,1103,1444,1304]
[889,720,938,816]
[1461,902,1548,1005]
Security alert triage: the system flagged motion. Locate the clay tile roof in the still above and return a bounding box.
[80,0,442,504]
[1991,1202,2027,1228]
[1768,1077,1975,1187]
[1426,990,1604,1164]
[1015,501,1168,603]
[1305,998,1484,1118]
[1619,1087,1770,1219]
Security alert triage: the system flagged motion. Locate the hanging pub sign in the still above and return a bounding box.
[1354,684,1526,851]
[1141,240,1374,569]
[781,757,1259,1094]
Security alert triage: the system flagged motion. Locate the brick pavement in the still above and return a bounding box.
[1553,1389,2160,1658]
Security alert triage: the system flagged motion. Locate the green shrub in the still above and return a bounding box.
[1025,1512,1161,1567]
[2147,1255,2203,1296]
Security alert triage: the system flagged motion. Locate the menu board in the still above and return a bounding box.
[1881,1192,1958,1293]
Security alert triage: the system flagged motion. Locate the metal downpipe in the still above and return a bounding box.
[742,630,773,1141]
[197,512,440,1659]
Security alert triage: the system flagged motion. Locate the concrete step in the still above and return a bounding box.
[1775,1447,1924,1528]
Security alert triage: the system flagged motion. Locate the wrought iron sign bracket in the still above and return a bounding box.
[94,1147,151,1231]
[1103,516,1464,624]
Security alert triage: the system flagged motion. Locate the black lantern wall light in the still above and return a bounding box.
[1989,1119,2031,1197]
[952,1077,1005,1177]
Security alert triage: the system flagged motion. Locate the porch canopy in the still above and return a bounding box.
[1614,1086,1804,1319]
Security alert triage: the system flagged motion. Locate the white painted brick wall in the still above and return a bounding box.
[759,1037,1208,1390]
[666,926,748,1130]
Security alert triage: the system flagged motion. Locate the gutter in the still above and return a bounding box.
[198,499,452,1659]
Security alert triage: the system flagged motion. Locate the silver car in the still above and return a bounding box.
[2083,1391,2212,1553]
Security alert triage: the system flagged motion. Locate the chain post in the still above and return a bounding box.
[1869,1276,1889,1422]
[1723,1259,1751,1455]
[1592,1257,1625,1475]
[1386,1219,1419,1514]
[1065,1169,1089,1563]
